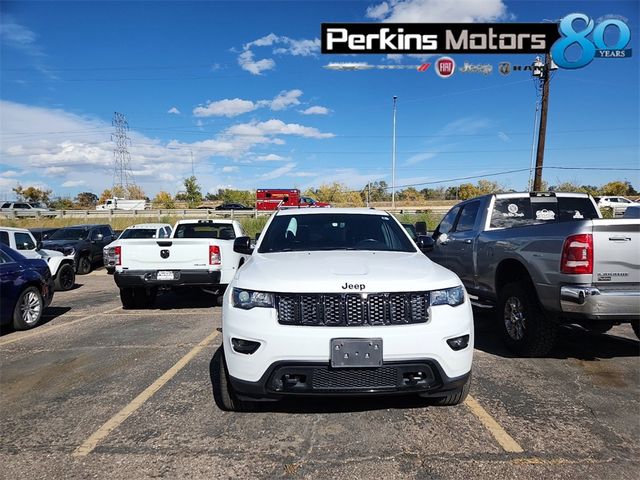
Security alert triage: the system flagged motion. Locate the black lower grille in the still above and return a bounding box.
[312,367,398,390]
[276,292,429,326]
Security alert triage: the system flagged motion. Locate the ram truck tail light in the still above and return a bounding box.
[209,245,221,266]
[114,246,121,266]
[560,234,593,274]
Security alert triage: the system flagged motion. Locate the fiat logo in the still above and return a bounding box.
[436,57,455,78]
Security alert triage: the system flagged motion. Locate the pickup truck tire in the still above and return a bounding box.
[13,286,44,330]
[212,348,254,412]
[54,263,75,291]
[120,287,157,309]
[77,255,92,275]
[585,323,614,334]
[428,373,471,406]
[498,282,557,357]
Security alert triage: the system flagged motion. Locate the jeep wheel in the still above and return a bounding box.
[13,286,44,330]
[212,347,253,412]
[498,281,557,357]
[54,263,75,291]
[77,255,92,275]
[428,373,471,406]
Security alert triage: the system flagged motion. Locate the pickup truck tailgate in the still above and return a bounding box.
[119,239,219,270]
[592,219,640,285]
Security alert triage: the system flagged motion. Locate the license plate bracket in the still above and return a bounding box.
[156,270,175,280]
[330,338,383,368]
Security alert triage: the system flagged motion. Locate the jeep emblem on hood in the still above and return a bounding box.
[342,282,365,290]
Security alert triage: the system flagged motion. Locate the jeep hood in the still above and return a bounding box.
[234,251,461,293]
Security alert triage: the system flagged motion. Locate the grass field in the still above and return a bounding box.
[0,212,443,238]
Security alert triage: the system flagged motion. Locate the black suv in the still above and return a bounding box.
[42,224,115,274]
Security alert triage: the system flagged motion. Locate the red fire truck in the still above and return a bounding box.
[256,189,330,211]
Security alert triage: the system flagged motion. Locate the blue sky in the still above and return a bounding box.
[1,0,638,199]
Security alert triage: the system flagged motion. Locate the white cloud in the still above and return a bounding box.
[260,162,297,181]
[255,154,287,161]
[167,106,181,115]
[269,89,303,111]
[0,17,39,53]
[239,34,320,75]
[193,89,304,117]
[61,180,86,187]
[497,131,511,142]
[222,166,239,173]
[299,106,330,115]
[0,100,334,196]
[226,119,334,139]
[193,98,258,117]
[238,50,276,75]
[365,0,509,23]
[44,166,67,175]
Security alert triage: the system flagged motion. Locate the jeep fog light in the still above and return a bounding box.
[232,288,274,310]
[231,338,261,354]
[447,335,470,351]
[430,286,465,306]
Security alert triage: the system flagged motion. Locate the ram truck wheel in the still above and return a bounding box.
[498,281,557,357]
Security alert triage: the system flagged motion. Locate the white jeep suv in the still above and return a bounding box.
[216,208,473,411]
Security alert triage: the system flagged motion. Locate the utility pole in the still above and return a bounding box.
[533,53,552,191]
[391,95,398,209]
[111,112,137,198]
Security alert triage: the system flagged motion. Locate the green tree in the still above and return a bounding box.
[183,176,202,207]
[49,197,74,210]
[305,182,363,206]
[153,191,175,209]
[600,180,632,196]
[476,180,502,195]
[457,183,479,200]
[12,184,52,205]
[75,192,98,208]
[361,180,391,202]
[549,182,586,193]
[397,186,422,202]
[218,189,256,206]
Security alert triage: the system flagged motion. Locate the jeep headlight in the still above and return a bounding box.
[430,286,465,307]
[63,247,75,256]
[232,288,274,310]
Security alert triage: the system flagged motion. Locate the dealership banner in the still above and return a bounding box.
[321,23,561,54]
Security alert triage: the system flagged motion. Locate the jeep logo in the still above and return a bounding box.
[160,249,170,259]
[341,282,365,290]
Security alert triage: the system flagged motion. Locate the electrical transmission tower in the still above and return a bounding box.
[111,111,137,198]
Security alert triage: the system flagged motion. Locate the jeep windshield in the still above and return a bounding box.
[49,228,88,240]
[258,213,416,253]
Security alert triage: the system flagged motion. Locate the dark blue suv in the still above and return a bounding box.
[0,244,54,330]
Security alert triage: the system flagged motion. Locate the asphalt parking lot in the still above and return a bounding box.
[1,269,638,479]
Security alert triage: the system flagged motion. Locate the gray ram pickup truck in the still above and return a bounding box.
[425,192,640,356]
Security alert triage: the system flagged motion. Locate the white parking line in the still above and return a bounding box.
[72,330,219,457]
[465,394,524,453]
[0,306,122,347]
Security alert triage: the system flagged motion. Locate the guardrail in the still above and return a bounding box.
[0,206,452,220]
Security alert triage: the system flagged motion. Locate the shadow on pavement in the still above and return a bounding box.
[0,306,72,336]
[473,309,640,360]
[153,288,220,310]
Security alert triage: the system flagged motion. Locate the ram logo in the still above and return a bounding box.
[160,249,170,259]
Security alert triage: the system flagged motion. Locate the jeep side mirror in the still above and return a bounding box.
[234,236,254,255]
[416,235,435,253]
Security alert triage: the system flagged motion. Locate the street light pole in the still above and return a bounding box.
[533,53,552,191]
[392,95,398,209]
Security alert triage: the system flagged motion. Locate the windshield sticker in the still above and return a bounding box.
[573,211,584,219]
[535,209,555,221]
[503,203,524,217]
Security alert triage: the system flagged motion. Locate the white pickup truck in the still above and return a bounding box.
[113,219,249,308]
[0,227,76,290]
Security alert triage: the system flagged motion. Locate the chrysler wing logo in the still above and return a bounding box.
[160,249,170,259]
[499,62,511,75]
